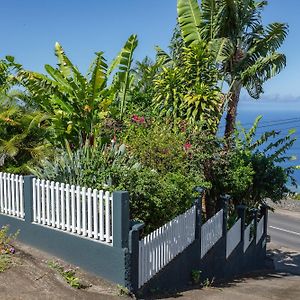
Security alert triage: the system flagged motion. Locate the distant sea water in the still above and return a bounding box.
[219,106,300,192]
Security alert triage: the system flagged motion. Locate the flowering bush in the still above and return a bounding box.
[0,225,18,272]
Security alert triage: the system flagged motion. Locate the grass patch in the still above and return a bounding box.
[47,260,85,289]
[0,254,12,272]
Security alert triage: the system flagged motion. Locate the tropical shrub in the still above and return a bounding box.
[124,121,187,174]
[17,36,138,147]
[0,104,52,174]
[233,116,297,207]
[153,44,223,131]
[34,134,206,233]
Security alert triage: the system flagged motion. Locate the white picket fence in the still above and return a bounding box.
[226,218,241,258]
[244,220,254,252]
[138,205,196,288]
[0,172,24,219]
[201,209,223,258]
[256,216,265,244]
[32,178,113,244]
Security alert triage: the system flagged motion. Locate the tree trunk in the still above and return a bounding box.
[224,82,242,139]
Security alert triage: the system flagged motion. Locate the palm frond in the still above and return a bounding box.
[177,0,203,46]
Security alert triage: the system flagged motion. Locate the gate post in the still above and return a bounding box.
[24,175,36,223]
[128,222,144,293]
[194,187,204,240]
[237,204,246,244]
[260,204,269,238]
[251,208,258,243]
[221,194,230,237]
[112,191,130,248]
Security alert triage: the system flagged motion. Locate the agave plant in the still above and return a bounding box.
[17,35,138,147]
[32,140,139,190]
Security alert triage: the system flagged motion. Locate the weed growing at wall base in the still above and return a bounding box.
[0,225,18,272]
[47,260,84,289]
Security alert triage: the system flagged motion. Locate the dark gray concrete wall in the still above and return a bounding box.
[0,214,127,285]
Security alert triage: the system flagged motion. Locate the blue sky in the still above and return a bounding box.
[1,0,300,110]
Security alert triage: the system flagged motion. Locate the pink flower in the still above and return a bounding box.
[138,116,145,124]
[10,247,15,254]
[132,114,139,122]
[132,115,145,124]
[184,143,192,151]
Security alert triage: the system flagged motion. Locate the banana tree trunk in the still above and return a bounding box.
[224,82,242,138]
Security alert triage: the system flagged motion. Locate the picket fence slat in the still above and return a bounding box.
[226,218,241,258]
[244,220,254,252]
[256,216,265,244]
[138,205,196,288]
[0,172,24,219]
[201,209,223,258]
[32,179,113,245]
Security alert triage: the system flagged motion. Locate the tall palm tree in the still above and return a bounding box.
[177,0,288,138]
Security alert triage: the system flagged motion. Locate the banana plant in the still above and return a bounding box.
[17,35,138,147]
[177,0,288,138]
[111,34,138,120]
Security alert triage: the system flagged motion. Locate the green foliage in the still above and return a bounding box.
[153,44,223,131]
[233,116,297,206]
[125,122,187,173]
[129,57,161,116]
[114,167,200,232]
[177,0,288,137]
[34,130,205,233]
[32,141,136,189]
[191,270,202,284]
[48,260,83,289]
[186,130,253,216]
[17,36,138,147]
[0,225,19,252]
[0,104,51,174]
[117,285,131,297]
[177,0,202,47]
[0,225,19,273]
[0,254,11,273]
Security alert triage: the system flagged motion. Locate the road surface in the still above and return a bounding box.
[268,209,300,252]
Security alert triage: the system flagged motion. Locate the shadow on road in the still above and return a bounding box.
[146,248,300,299]
[269,248,300,275]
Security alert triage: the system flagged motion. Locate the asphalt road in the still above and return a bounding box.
[268,210,300,252]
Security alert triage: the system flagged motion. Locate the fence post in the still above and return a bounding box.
[128,222,144,293]
[221,194,230,237]
[24,175,35,223]
[260,204,268,237]
[194,187,204,240]
[251,208,258,243]
[112,191,130,248]
[237,205,246,243]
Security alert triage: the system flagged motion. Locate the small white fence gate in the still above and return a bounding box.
[138,205,196,288]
